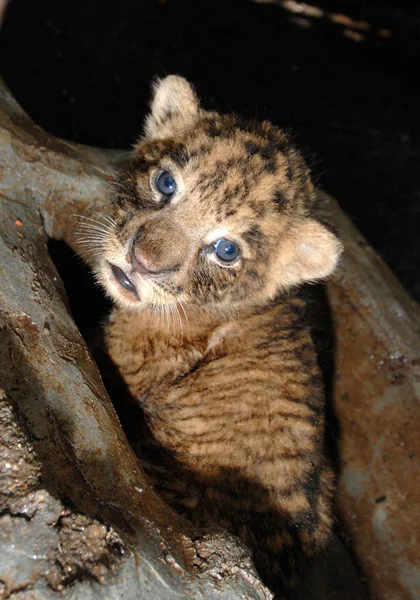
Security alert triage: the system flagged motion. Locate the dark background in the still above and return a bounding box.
[0,0,419,301]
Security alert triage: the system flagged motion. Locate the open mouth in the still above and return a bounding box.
[110,264,139,299]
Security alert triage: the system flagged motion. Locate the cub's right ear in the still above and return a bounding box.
[144,75,200,140]
[272,217,343,292]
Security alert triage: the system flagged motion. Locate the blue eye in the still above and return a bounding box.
[214,239,240,263]
[155,171,177,196]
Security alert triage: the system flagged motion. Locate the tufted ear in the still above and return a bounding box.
[144,75,200,139]
[274,218,343,290]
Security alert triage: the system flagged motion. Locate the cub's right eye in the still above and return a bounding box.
[155,170,177,197]
[214,238,240,263]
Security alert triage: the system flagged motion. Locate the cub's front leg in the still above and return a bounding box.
[105,307,206,398]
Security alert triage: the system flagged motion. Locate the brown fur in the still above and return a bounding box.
[81,76,343,597]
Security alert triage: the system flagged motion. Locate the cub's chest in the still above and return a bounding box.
[105,310,242,401]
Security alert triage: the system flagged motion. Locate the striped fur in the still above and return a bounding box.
[94,76,342,596]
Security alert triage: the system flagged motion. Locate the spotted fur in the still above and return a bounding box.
[89,76,343,597]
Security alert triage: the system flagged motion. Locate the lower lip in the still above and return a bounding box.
[110,264,140,300]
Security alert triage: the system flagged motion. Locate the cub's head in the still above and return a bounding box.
[90,76,342,315]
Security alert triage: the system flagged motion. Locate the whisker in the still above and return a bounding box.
[74,213,117,264]
[76,225,112,237]
[164,305,170,335]
[75,214,115,226]
[76,225,106,234]
[75,234,110,245]
[75,214,116,235]
[177,298,189,330]
[76,238,107,249]
[102,214,117,226]
[170,304,177,334]
[169,303,178,335]
[75,240,107,249]
[173,302,183,337]
[166,304,172,334]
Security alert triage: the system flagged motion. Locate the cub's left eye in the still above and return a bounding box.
[155,171,177,196]
[214,238,240,263]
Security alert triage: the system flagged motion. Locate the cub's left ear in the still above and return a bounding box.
[144,75,200,139]
[276,218,343,288]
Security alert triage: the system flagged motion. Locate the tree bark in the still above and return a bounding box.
[0,75,418,600]
[317,192,420,600]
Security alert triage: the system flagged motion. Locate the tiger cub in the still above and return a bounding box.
[89,76,342,596]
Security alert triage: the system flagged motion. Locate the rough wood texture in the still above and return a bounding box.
[0,73,418,599]
[317,192,420,600]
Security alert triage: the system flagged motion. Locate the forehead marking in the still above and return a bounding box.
[273,190,287,211]
[263,159,277,174]
[243,225,263,248]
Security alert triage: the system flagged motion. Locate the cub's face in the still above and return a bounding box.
[89,76,342,314]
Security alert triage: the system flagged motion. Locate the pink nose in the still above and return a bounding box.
[130,244,161,275]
